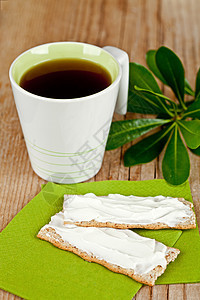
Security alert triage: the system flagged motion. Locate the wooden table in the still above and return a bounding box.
[1,0,200,299]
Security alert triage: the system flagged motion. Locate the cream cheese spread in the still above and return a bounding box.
[43,211,169,275]
[63,193,193,227]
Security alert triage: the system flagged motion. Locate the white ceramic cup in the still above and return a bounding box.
[9,42,129,183]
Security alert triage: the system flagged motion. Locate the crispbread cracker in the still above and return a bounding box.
[63,196,196,230]
[63,220,196,229]
[37,227,180,286]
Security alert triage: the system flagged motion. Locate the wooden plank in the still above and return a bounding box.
[159,0,200,231]
[168,284,184,300]
[0,0,200,299]
[185,283,200,300]
[124,0,163,298]
[135,286,151,300]
[95,0,127,181]
[159,2,200,300]
[152,285,168,300]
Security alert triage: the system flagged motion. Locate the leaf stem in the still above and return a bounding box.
[134,86,175,117]
[180,101,187,110]
[184,86,195,96]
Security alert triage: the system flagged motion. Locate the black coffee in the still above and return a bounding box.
[19,59,112,99]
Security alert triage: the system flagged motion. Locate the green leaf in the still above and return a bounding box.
[183,96,200,118]
[189,146,200,156]
[134,86,175,116]
[128,90,167,115]
[146,50,194,96]
[157,112,173,119]
[185,99,195,107]
[124,125,173,167]
[146,50,168,84]
[184,79,195,96]
[178,120,200,149]
[195,68,200,98]
[128,63,171,115]
[106,118,170,151]
[162,126,190,185]
[129,62,162,93]
[155,47,186,109]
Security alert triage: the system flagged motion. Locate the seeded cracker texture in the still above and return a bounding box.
[37,227,180,286]
[63,197,196,230]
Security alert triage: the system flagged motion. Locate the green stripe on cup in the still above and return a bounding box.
[30,151,103,166]
[26,138,106,157]
[33,164,96,179]
[32,162,95,174]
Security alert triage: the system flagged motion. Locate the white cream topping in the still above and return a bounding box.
[43,211,169,275]
[63,193,193,227]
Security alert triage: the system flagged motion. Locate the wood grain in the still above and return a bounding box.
[0,0,200,299]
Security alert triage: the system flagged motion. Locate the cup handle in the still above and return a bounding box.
[103,46,129,115]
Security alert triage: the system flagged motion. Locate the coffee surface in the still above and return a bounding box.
[20,59,112,99]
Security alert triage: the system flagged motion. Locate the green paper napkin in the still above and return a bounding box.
[0,180,198,300]
[45,179,200,285]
